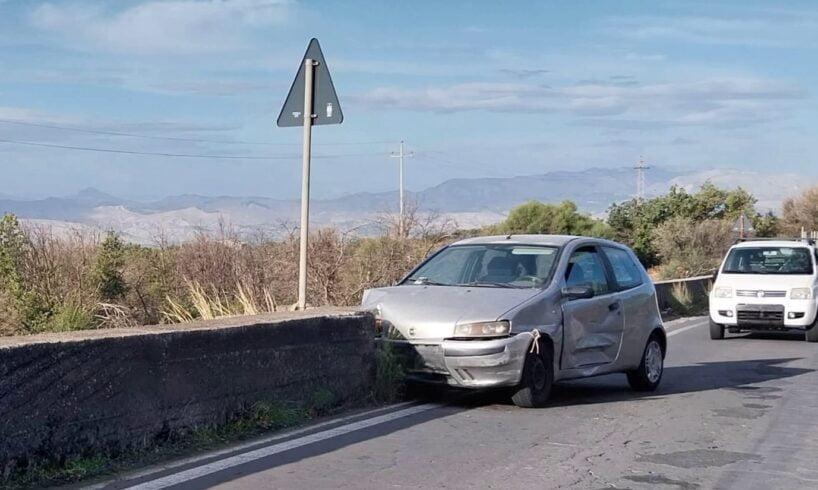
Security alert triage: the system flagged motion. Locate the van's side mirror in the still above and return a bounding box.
[562,286,595,300]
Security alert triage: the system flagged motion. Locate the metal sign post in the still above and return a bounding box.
[297,59,315,310]
[732,214,754,239]
[278,39,343,310]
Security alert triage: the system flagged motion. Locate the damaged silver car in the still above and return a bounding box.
[361,234,666,408]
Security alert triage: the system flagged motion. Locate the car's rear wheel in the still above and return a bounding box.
[709,319,725,340]
[627,334,664,391]
[511,347,553,408]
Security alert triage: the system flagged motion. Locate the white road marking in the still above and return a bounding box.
[86,402,417,490]
[122,319,707,489]
[125,403,441,490]
[667,320,707,337]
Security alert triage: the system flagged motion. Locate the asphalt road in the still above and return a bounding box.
[95,317,818,490]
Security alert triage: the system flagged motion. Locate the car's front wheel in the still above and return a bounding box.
[511,347,553,408]
[805,314,818,343]
[627,334,664,391]
[709,319,725,340]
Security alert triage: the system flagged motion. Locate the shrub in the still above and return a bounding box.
[50,304,94,332]
[373,342,406,403]
[652,217,732,279]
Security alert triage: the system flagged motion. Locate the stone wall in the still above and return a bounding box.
[0,309,375,470]
[654,275,714,313]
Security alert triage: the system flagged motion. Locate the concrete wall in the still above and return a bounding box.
[654,275,714,313]
[0,309,375,470]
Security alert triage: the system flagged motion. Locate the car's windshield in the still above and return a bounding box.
[722,246,814,275]
[404,244,559,288]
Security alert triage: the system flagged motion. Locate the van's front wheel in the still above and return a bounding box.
[805,314,818,342]
[709,319,725,340]
[511,348,553,408]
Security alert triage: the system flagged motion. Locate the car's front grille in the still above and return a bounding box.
[736,304,785,325]
[736,290,787,298]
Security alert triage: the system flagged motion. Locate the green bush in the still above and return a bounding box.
[50,305,94,332]
[373,341,406,403]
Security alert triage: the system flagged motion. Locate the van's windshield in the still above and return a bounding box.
[722,246,814,275]
[403,244,559,288]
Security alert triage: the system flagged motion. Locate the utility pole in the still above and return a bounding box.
[634,156,650,202]
[390,140,413,238]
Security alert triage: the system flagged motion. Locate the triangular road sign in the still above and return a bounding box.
[277,38,343,127]
[732,214,754,232]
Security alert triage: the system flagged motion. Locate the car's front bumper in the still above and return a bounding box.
[384,334,534,388]
[710,297,818,329]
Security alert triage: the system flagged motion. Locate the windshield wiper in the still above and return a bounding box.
[404,277,451,286]
[457,281,523,289]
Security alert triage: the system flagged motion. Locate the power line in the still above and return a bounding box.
[415,149,508,177]
[0,138,385,160]
[0,119,394,147]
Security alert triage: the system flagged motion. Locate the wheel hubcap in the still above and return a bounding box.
[645,341,663,383]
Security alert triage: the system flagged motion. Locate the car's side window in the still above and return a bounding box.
[602,246,643,290]
[565,247,610,295]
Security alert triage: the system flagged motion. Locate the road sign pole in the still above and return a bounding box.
[297,58,315,310]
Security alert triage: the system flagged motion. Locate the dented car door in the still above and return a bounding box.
[560,245,625,368]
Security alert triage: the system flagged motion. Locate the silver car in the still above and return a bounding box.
[361,234,666,407]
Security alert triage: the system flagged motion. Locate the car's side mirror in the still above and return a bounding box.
[562,286,595,300]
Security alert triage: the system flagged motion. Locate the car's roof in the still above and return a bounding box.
[731,240,814,249]
[450,234,623,248]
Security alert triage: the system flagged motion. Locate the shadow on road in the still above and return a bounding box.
[453,357,811,409]
[112,358,811,489]
[729,331,807,342]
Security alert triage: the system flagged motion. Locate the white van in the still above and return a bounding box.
[709,239,818,342]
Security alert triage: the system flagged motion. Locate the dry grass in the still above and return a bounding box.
[0,210,458,333]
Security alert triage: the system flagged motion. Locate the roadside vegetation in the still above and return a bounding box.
[2,390,344,489]
[2,181,816,336]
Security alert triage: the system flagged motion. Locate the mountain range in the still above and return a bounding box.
[2,167,813,244]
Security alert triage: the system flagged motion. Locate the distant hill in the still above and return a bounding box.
[0,167,812,244]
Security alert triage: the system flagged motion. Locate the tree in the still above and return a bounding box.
[0,214,52,332]
[93,230,128,301]
[752,211,779,238]
[608,182,758,266]
[652,217,733,279]
[497,200,611,237]
[781,186,818,235]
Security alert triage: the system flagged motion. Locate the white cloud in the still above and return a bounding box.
[352,77,806,129]
[31,0,292,55]
[605,14,818,47]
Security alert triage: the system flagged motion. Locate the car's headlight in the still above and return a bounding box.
[454,320,510,338]
[713,287,732,298]
[791,288,811,300]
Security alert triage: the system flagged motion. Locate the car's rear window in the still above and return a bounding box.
[722,246,814,275]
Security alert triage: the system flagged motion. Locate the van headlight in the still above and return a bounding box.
[713,287,733,298]
[790,288,811,300]
[454,320,510,338]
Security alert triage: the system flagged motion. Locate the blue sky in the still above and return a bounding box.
[0,0,816,200]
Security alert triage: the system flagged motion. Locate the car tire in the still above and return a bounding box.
[805,315,818,343]
[627,334,664,391]
[511,347,553,408]
[709,319,725,340]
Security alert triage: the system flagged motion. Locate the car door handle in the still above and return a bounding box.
[608,302,620,312]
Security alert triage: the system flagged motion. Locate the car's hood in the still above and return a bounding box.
[716,273,815,290]
[361,285,540,341]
